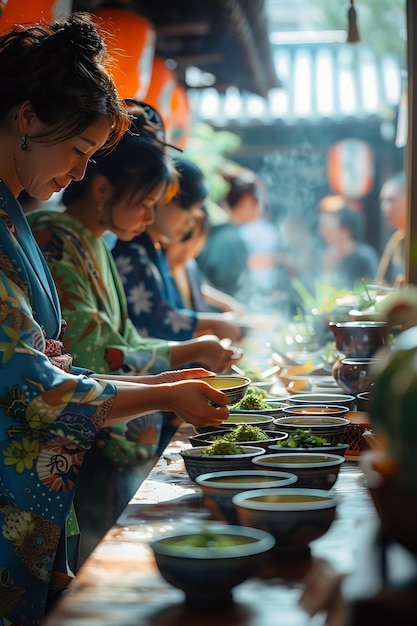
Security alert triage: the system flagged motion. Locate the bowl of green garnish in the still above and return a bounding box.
[180,443,265,481]
[230,388,288,417]
[189,424,288,451]
[150,523,275,605]
[268,428,349,457]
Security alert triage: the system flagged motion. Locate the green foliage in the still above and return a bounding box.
[182,122,242,203]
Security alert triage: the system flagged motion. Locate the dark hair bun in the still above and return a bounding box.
[173,157,209,209]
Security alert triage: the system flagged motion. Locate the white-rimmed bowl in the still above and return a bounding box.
[195,469,298,523]
[285,392,356,410]
[200,374,251,404]
[251,452,345,489]
[273,415,349,446]
[150,523,275,605]
[232,487,338,554]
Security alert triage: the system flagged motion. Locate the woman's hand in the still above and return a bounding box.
[107,375,230,428]
[194,314,243,343]
[169,336,243,373]
[144,367,215,385]
[161,378,230,427]
[193,336,243,372]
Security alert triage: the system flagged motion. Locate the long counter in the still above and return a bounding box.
[43,421,376,626]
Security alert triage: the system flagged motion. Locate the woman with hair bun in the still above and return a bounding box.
[29,100,241,559]
[0,14,229,625]
[112,156,243,342]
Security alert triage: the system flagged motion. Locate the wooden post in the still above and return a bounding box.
[407,0,417,284]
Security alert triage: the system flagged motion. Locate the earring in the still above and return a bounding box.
[21,134,28,151]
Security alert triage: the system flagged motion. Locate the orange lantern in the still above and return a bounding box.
[327,139,375,199]
[0,0,71,32]
[143,56,177,134]
[169,82,191,149]
[94,7,155,100]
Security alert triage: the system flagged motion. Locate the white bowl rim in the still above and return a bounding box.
[200,375,251,389]
[232,487,338,510]
[180,445,266,458]
[268,443,349,453]
[282,404,350,415]
[287,393,355,403]
[195,469,298,488]
[251,452,345,468]
[275,415,350,426]
[225,412,274,420]
[150,523,276,557]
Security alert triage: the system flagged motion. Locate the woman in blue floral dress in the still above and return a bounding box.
[0,15,230,626]
[112,157,243,343]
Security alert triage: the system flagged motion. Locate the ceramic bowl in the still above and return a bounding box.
[189,428,288,452]
[355,391,371,412]
[232,487,338,554]
[195,469,298,524]
[251,452,345,489]
[150,523,276,605]
[285,392,356,410]
[200,375,251,404]
[268,442,349,457]
[218,413,276,430]
[333,357,378,396]
[282,404,350,419]
[231,400,289,418]
[180,445,265,481]
[249,379,276,394]
[273,415,349,446]
[229,386,289,415]
[193,413,275,435]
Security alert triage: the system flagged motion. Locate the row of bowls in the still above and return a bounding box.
[149,375,360,604]
[201,374,371,457]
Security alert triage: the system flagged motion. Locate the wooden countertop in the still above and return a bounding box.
[43,423,377,626]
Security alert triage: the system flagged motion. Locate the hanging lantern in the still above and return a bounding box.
[143,56,177,134]
[0,0,71,31]
[327,139,374,199]
[169,82,191,149]
[93,7,155,100]
[346,0,361,44]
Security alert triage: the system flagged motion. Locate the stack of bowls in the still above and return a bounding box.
[195,469,298,524]
[274,406,350,447]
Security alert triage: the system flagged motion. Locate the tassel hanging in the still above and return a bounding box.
[347,0,361,43]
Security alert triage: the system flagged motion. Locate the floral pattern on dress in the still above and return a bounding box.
[0,182,116,626]
[112,232,198,341]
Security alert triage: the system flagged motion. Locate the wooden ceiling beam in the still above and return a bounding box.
[156,22,210,37]
[171,52,225,66]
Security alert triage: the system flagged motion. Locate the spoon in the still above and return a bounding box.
[231,363,247,377]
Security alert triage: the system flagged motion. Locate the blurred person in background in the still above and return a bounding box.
[164,205,247,315]
[318,205,380,291]
[112,156,243,342]
[274,212,322,314]
[196,167,264,302]
[375,171,407,287]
